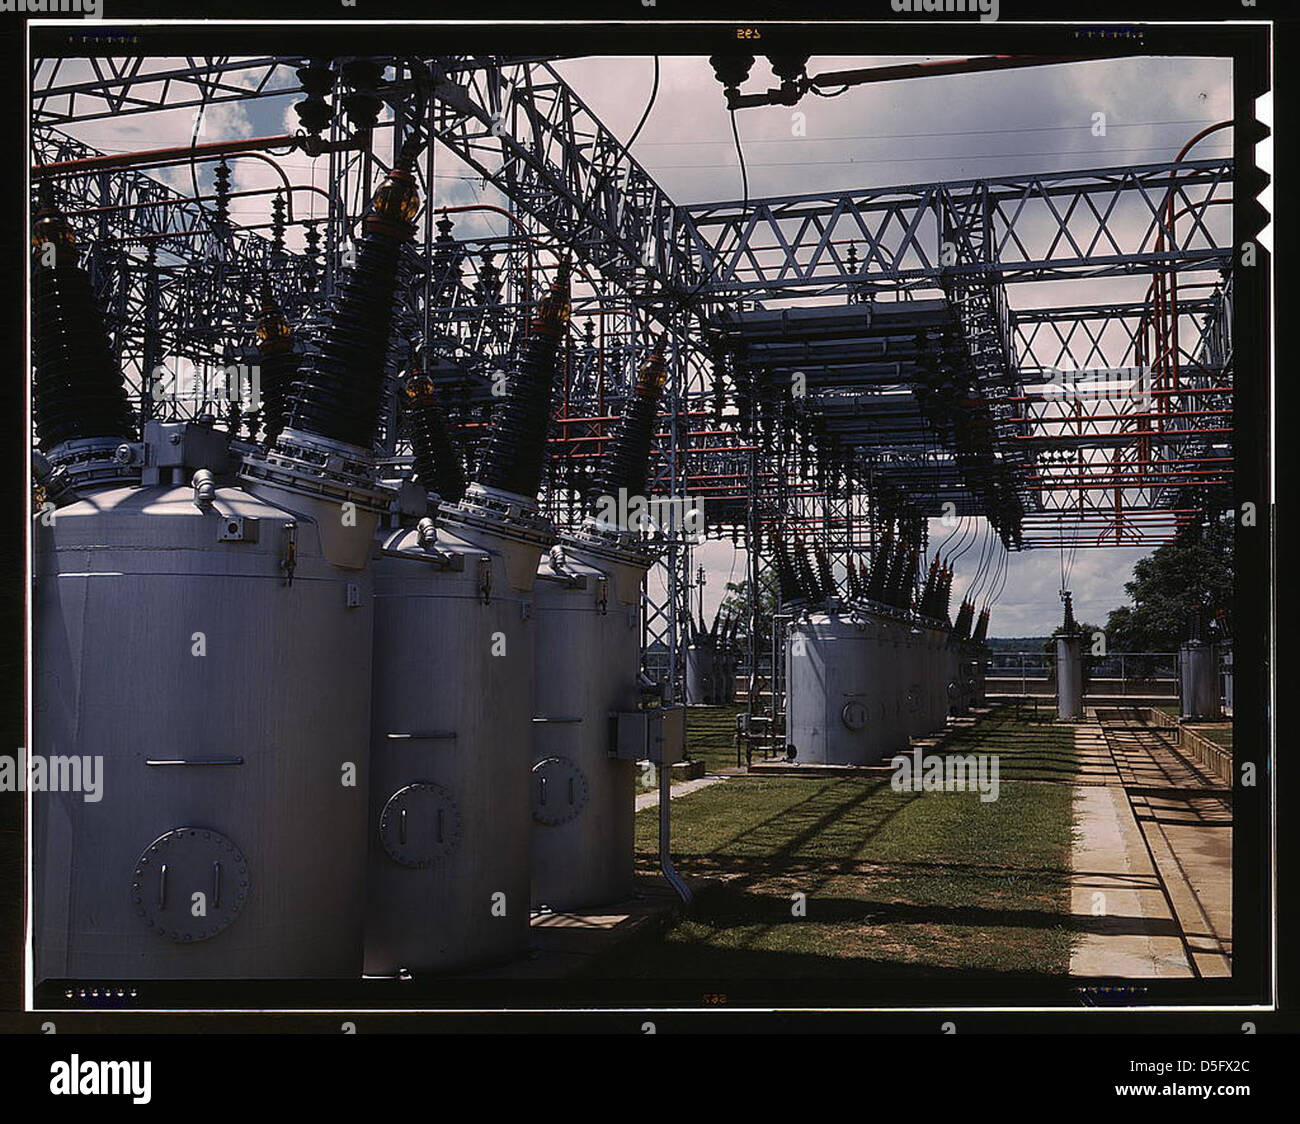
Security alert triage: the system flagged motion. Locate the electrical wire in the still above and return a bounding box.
[625,57,660,152]
[729,107,749,207]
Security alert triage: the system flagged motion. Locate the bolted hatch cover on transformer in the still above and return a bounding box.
[131,827,249,943]
[379,782,463,867]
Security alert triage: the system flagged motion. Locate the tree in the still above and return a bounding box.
[1103,515,1233,651]
[717,565,779,658]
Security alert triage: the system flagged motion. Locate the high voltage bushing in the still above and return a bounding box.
[585,333,667,508]
[774,536,804,606]
[282,155,420,451]
[403,371,466,504]
[31,192,136,467]
[953,599,975,640]
[794,540,823,604]
[253,280,297,448]
[845,556,864,601]
[813,544,838,604]
[866,532,892,602]
[474,262,572,500]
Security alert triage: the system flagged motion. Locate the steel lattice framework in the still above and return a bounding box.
[30,51,1235,694]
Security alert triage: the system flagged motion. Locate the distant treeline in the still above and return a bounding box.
[984,637,1049,651]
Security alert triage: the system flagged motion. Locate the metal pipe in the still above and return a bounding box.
[33,133,358,177]
[658,753,691,905]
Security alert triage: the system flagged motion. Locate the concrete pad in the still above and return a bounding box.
[462,878,686,979]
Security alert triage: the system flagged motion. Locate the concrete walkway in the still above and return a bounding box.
[1067,712,1232,978]
[635,775,727,811]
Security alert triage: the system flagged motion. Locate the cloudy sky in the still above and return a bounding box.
[40,50,1233,636]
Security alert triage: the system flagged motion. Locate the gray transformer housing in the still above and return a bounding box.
[364,511,542,976]
[685,643,716,706]
[785,610,920,765]
[903,620,951,740]
[969,643,990,708]
[1056,635,1084,720]
[1179,640,1222,721]
[686,643,737,706]
[529,541,645,911]
[34,477,375,980]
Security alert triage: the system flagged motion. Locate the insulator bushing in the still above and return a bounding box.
[774,538,803,605]
[709,53,755,103]
[767,54,809,84]
[845,556,863,601]
[814,544,837,602]
[254,281,297,445]
[294,57,336,136]
[866,533,892,602]
[281,162,418,451]
[953,600,974,640]
[340,59,384,132]
[585,334,667,513]
[404,371,466,504]
[795,540,823,604]
[31,197,135,452]
[973,608,990,644]
[473,262,571,500]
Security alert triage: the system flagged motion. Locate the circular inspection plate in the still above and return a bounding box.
[531,756,589,826]
[131,827,249,943]
[840,700,869,731]
[379,783,463,867]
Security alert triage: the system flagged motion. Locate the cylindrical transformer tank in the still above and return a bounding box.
[364,506,546,975]
[1179,641,1222,721]
[685,643,716,705]
[1056,635,1084,720]
[945,641,966,716]
[786,611,907,765]
[925,625,951,732]
[34,463,376,981]
[718,647,737,704]
[902,625,931,739]
[971,646,989,707]
[529,541,644,910]
[876,615,910,753]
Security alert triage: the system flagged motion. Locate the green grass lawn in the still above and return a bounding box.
[588,711,1080,978]
[1147,705,1234,751]
[1188,722,1233,751]
[684,704,747,774]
